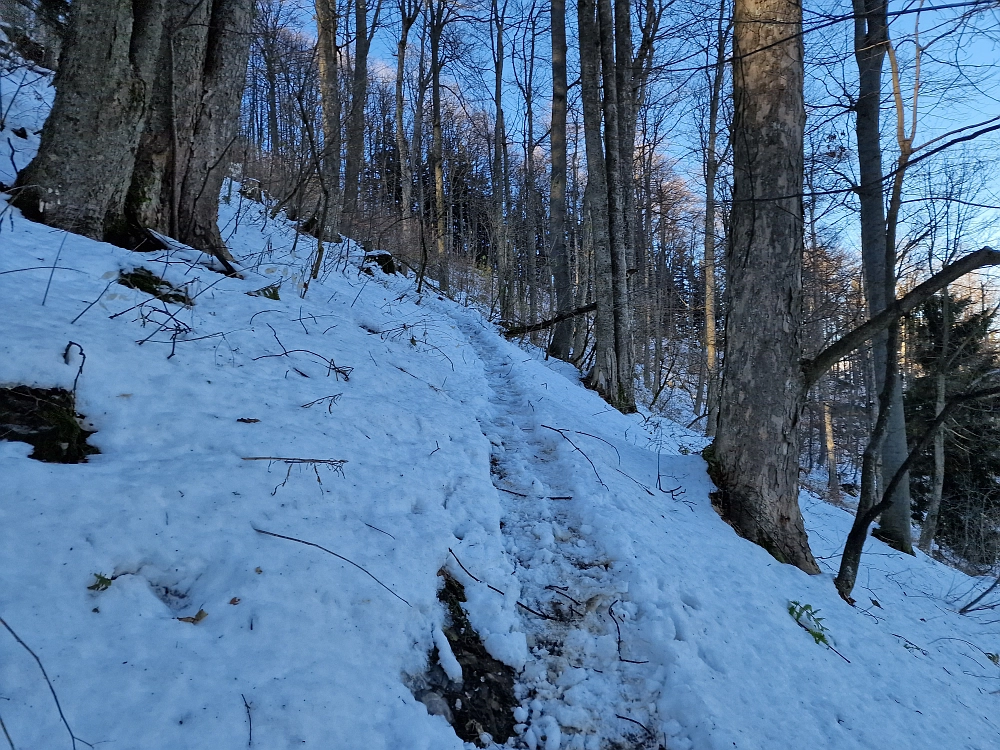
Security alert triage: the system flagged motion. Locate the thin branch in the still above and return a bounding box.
[803,247,1000,389]
[253,527,409,606]
[503,302,596,338]
[0,616,91,749]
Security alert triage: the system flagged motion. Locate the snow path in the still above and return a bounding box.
[442,309,665,750]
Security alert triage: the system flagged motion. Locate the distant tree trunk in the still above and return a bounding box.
[547,0,572,360]
[919,288,949,552]
[822,400,841,500]
[13,0,165,240]
[394,0,418,229]
[491,0,512,319]
[712,0,819,573]
[343,0,375,219]
[429,0,449,291]
[315,0,342,236]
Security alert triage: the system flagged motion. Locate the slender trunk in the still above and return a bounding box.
[394,1,418,230]
[919,288,949,551]
[713,0,818,573]
[853,0,913,553]
[547,0,571,359]
[315,0,342,236]
[343,0,372,218]
[597,0,634,411]
[429,1,448,290]
[491,0,511,319]
[704,1,729,437]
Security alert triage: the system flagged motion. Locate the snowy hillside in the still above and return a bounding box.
[2,59,1000,750]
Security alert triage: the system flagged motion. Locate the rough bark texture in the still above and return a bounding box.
[714,0,819,573]
[13,0,164,240]
[315,0,342,235]
[546,0,572,360]
[578,0,616,406]
[123,0,251,270]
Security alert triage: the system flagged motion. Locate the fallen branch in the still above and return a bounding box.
[0,708,15,750]
[448,548,559,621]
[0,615,92,749]
[502,302,596,338]
[541,424,607,489]
[253,527,409,606]
[241,694,252,747]
[608,601,649,664]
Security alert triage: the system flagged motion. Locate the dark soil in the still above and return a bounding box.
[413,570,518,746]
[0,385,99,463]
[118,267,192,305]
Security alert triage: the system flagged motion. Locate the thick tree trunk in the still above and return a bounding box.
[713,0,819,573]
[491,0,512,319]
[547,0,572,360]
[429,1,448,291]
[174,0,252,263]
[14,0,164,240]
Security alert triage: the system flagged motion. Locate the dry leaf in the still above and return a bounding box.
[255,567,263,574]
[178,609,208,624]
[229,597,241,605]
[237,418,260,423]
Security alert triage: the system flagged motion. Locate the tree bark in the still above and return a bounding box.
[919,288,949,552]
[394,0,418,230]
[546,0,572,360]
[713,0,818,573]
[13,0,165,240]
[343,0,375,219]
[315,0,343,236]
[852,0,913,553]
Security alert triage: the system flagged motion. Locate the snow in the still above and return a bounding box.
[2,61,1000,750]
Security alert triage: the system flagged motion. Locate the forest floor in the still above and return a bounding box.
[2,55,1000,750]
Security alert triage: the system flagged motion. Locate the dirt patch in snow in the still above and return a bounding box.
[0,385,99,462]
[411,570,517,746]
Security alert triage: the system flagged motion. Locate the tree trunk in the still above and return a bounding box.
[429,0,449,291]
[597,0,635,411]
[703,0,729,437]
[712,0,819,573]
[343,0,373,219]
[174,0,252,264]
[578,0,617,403]
[919,288,949,551]
[13,0,165,240]
[852,0,913,554]
[394,0,418,230]
[546,0,572,360]
[315,0,342,236]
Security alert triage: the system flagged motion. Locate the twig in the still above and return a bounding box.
[41,230,69,306]
[71,278,116,324]
[615,714,653,736]
[300,394,342,412]
[447,548,559,621]
[541,425,607,489]
[429,441,440,456]
[62,342,85,396]
[0,707,15,750]
[0,615,92,749]
[253,527,409,606]
[364,522,396,540]
[608,601,649,664]
[241,694,252,747]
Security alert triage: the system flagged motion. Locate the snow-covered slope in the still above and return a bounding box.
[2,59,999,750]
